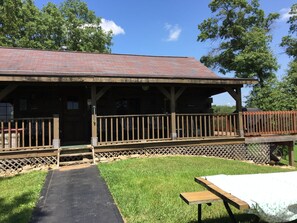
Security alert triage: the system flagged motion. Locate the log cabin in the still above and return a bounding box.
[0,47,296,171]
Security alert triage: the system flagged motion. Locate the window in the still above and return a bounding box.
[0,103,13,121]
[67,98,79,110]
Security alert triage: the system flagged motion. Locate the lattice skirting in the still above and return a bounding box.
[95,143,271,164]
[0,156,57,174]
[245,143,270,163]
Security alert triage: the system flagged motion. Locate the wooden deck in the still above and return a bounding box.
[94,111,297,145]
[0,111,295,150]
[0,110,296,168]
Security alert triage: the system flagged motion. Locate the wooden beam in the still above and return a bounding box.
[53,114,60,148]
[157,86,171,100]
[91,86,98,146]
[225,87,243,136]
[235,87,242,112]
[0,74,256,85]
[245,135,297,144]
[288,141,295,167]
[175,87,186,100]
[0,84,18,101]
[225,87,239,101]
[94,137,245,152]
[170,87,177,139]
[95,86,110,101]
[91,86,96,106]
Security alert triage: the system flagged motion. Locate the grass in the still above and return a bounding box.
[99,156,296,223]
[0,171,47,223]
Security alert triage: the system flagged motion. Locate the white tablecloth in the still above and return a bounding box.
[204,171,297,222]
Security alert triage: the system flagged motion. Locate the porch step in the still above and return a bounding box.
[60,145,92,150]
[59,152,93,157]
[59,159,93,167]
[58,145,95,167]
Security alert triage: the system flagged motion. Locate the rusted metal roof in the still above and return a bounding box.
[0,47,218,78]
[0,47,257,85]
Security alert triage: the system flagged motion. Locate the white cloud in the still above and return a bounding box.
[164,23,181,41]
[101,18,125,36]
[279,8,292,21]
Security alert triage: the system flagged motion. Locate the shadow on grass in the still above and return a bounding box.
[187,213,297,223]
[0,192,36,223]
[186,213,259,223]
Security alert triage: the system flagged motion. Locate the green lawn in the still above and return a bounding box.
[0,171,47,223]
[99,156,296,223]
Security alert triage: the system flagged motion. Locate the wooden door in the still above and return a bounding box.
[61,87,90,145]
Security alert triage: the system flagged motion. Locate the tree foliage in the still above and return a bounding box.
[281,3,297,59]
[212,105,236,114]
[246,77,281,110]
[246,61,297,111]
[197,0,279,86]
[0,0,112,52]
[278,61,297,110]
[247,3,297,111]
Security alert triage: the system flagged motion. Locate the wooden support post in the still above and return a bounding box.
[238,112,244,137]
[91,86,98,146]
[170,87,177,140]
[53,114,60,149]
[288,141,295,167]
[226,87,244,137]
[236,88,244,137]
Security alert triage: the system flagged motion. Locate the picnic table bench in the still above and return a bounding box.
[180,177,249,223]
[180,191,221,223]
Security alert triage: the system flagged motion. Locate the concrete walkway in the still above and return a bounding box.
[30,165,124,223]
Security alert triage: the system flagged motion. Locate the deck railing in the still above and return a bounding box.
[243,111,297,136]
[97,114,171,143]
[96,113,239,144]
[176,113,239,138]
[0,115,60,150]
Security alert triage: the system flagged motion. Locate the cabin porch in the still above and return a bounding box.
[0,109,296,172]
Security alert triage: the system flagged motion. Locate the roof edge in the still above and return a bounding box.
[0,46,191,59]
[0,73,257,85]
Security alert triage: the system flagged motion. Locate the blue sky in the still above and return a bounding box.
[36,0,296,106]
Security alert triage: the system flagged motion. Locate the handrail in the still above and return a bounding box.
[0,117,54,149]
[97,114,171,143]
[243,110,297,136]
[176,113,239,138]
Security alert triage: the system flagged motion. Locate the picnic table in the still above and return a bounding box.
[196,172,297,223]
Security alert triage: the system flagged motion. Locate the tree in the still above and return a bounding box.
[197,0,279,86]
[247,3,297,111]
[245,76,282,110]
[0,0,27,47]
[39,2,65,50]
[0,0,112,53]
[212,105,236,114]
[246,61,297,111]
[278,61,297,110]
[280,3,297,59]
[59,0,112,52]
[277,3,297,110]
